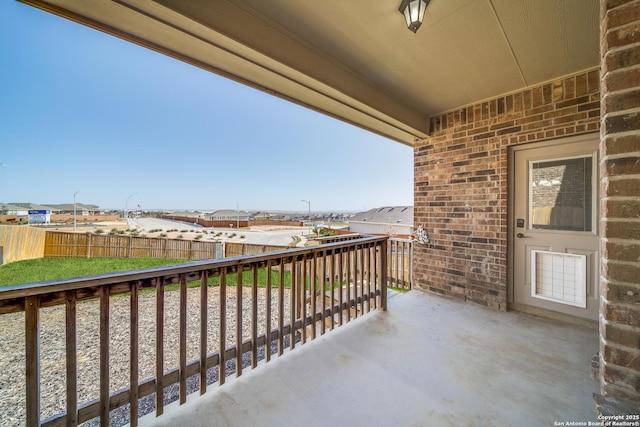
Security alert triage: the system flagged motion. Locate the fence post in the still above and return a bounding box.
[87,233,92,259]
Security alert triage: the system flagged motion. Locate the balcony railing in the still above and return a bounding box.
[318,234,413,290]
[0,236,388,426]
[387,238,413,290]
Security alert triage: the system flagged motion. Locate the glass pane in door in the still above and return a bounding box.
[529,156,593,231]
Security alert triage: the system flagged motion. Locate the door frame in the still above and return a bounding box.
[507,133,600,326]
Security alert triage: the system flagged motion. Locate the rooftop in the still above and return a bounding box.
[349,206,413,225]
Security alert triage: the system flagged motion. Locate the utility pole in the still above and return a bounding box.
[125,193,138,220]
[301,200,311,235]
[73,191,79,231]
[0,164,6,209]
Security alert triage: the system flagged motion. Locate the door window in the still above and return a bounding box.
[529,156,593,232]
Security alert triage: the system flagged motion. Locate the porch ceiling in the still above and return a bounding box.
[20,0,600,146]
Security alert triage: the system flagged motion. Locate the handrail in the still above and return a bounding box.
[0,236,388,426]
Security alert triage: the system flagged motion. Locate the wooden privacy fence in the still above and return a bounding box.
[224,242,290,258]
[0,225,46,264]
[44,232,222,261]
[0,236,387,426]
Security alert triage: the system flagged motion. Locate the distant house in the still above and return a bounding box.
[9,202,53,212]
[207,210,251,221]
[44,203,100,216]
[0,203,29,217]
[168,211,204,219]
[251,211,273,220]
[348,206,413,237]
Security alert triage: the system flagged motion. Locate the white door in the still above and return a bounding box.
[512,135,599,321]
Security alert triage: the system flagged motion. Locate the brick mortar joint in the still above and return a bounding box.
[605,321,640,335]
[602,39,640,55]
[601,88,640,100]
[602,332,638,351]
[605,17,640,32]
[600,236,640,247]
[601,129,640,139]
[601,218,640,224]
[600,174,640,180]
[601,358,640,377]
[605,258,640,267]
[602,64,640,79]
[602,107,640,117]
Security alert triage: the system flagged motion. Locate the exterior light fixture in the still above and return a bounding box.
[399,0,429,33]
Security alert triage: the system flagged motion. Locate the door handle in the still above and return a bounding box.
[516,233,526,238]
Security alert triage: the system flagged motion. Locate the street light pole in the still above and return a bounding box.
[73,191,79,231]
[0,164,5,207]
[301,199,311,235]
[125,193,138,220]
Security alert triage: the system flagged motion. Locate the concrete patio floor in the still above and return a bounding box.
[140,290,599,427]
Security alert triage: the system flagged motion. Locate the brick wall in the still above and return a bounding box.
[599,0,640,404]
[413,69,600,309]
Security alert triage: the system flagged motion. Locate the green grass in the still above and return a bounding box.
[0,258,298,289]
[0,258,351,293]
[0,257,190,287]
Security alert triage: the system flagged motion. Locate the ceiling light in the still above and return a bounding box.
[399,0,429,33]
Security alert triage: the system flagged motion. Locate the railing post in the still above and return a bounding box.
[380,239,388,311]
[200,271,208,394]
[236,264,243,376]
[409,240,413,290]
[219,271,227,385]
[99,286,110,425]
[155,279,165,415]
[179,274,188,404]
[130,283,139,426]
[25,296,40,427]
[66,291,78,427]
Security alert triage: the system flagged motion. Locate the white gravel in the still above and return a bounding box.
[126,218,306,246]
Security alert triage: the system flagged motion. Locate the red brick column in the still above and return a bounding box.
[599,0,640,404]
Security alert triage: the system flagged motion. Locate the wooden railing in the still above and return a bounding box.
[388,238,413,290]
[317,235,413,290]
[0,236,387,426]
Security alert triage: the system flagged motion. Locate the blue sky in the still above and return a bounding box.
[0,2,413,212]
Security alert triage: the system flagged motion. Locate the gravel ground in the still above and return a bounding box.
[0,287,291,426]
